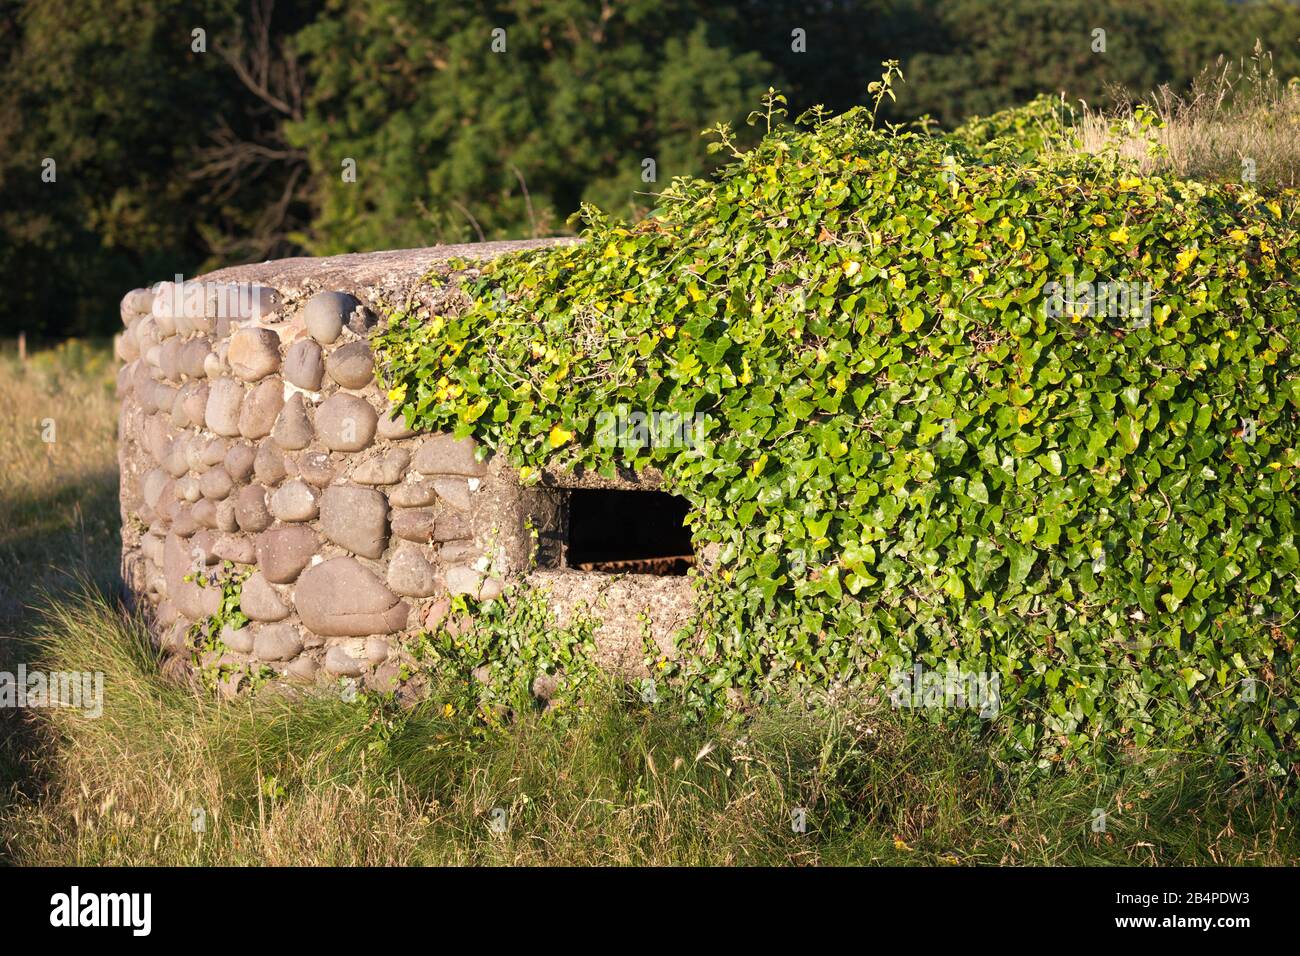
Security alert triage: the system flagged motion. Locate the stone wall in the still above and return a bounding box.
[115,241,695,698]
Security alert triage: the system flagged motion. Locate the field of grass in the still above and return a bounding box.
[0,344,1295,866]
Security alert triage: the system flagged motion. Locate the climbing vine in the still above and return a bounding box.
[378,88,1300,778]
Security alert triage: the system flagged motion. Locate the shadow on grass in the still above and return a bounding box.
[0,467,121,865]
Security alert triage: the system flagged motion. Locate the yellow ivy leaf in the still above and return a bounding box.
[548,425,574,448]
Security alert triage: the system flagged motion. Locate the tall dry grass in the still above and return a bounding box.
[1067,43,1300,187]
[0,340,120,630]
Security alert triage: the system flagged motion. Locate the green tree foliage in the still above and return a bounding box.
[0,0,232,337]
[0,0,313,338]
[287,0,771,253]
[893,0,1300,126]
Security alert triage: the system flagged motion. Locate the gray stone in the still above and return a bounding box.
[324,644,365,677]
[316,394,377,452]
[284,338,325,391]
[221,623,255,655]
[390,509,433,543]
[159,336,184,382]
[294,558,409,637]
[347,304,376,336]
[269,479,320,522]
[203,350,224,379]
[179,381,209,427]
[172,505,199,537]
[446,565,483,598]
[227,327,281,381]
[254,440,287,485]
[325,341,374,389]
[240,571,291,622]
[351,448,409,486]
[255,526,318,584]
[424,596,451,630]
[117,329,140,363]
[199,437,229,468]
[433,477,471,512]
[303,291,356,345]
[215,499,239,532]
[157,493,181,523]
[239,377,285,439]
[141,532,165,566]
[285,655,319,683]
[320,485,388,557]
[191,499,218,529]
[163,443,190,479]
[205,377,244,436]
[387,479,438,507]
[412,433,487,477]
[169,390,193,428]
[532,673,560,701]
[386,544,440,597]
[253,622,303,661]
[224,441,256,482]
[295,450,334,487]
[434,512,472,541]
[142,468,170,511]
[390,509,466,543]
[147,382,179,415]
[210,533,255,565]
[176,475,201,504]
[190,530,219,563]
[443,565,503,601]
[181,339,210,379]
[370,661,402,693]
[377,404,417,440]
[365,637,389,664]
[199,466,234,501]
[143,417,174,464]
[272,393,314,450]
[438,541,479,564]
[162,533,222,621]
[121,287,155,318]
[235,484,273,533]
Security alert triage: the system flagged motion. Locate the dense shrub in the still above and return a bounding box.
[379,90,1300,779]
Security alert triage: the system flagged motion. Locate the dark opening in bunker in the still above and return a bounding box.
[565,489,694,575]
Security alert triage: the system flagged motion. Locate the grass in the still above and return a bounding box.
[1,342,1296,866]
[2,589,1296,865]
[1066,44,1300,188]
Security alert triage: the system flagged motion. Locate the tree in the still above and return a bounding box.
[287,0,772,253]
